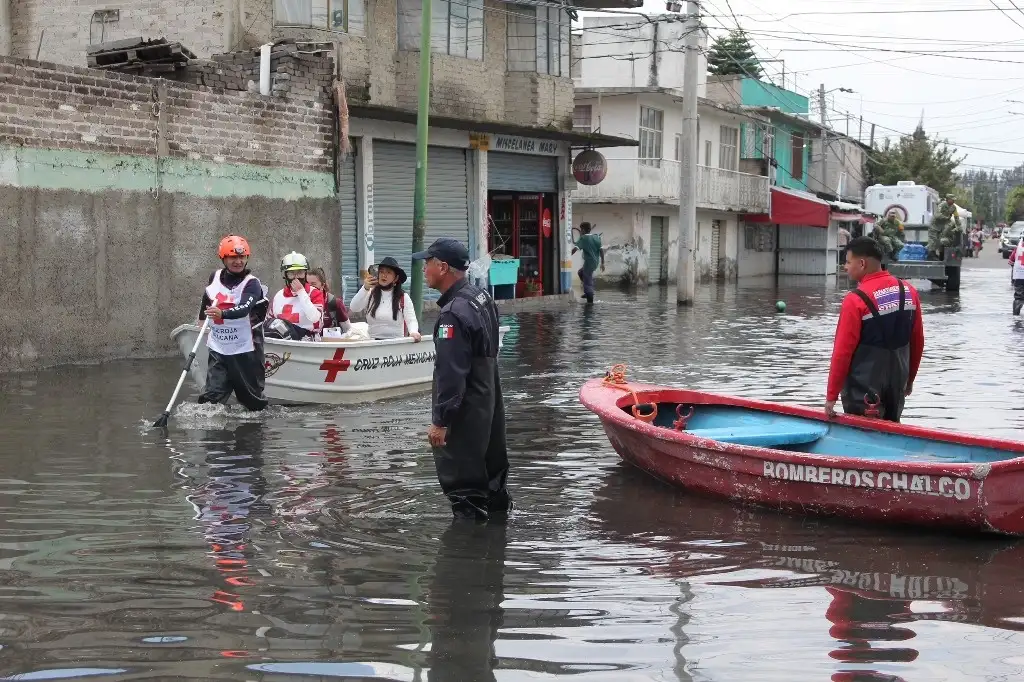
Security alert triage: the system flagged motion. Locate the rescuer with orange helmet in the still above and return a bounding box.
[197,235,270,411]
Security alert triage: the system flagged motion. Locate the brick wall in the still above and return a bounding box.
[173,42,335,104]
[11,0,230,67]
[0,56,333,173]
[505,72,574,129]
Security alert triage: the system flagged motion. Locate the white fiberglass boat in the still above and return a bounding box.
[170,322,511,405]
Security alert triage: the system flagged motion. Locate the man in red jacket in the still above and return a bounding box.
[826,237,925,422]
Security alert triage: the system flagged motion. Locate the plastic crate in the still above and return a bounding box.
[489,258,520,286]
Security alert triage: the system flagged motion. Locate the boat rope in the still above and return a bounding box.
[602,364,658,424]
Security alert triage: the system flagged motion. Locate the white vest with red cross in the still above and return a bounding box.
[271,286,323,332]
[205,270,256,355]
[1014,242,1024,280]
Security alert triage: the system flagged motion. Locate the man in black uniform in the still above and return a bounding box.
[413,238,512,521]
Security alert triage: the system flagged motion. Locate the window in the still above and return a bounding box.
[573,105,592,134]
[639,106,664,167]
[791,132,805,180]
[674,133,682,161]
[705,140,712,166]
[398,0,484,60]
[718,126,739,171]
[275,0,365,35]
[507,5,570,76]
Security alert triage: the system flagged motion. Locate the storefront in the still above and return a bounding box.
[372,141,471,293]
[744,186,834,276]
[486,145,561,298]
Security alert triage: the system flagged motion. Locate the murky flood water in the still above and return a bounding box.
[2,265,1024,681]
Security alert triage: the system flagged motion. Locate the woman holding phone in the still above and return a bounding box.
[349,257,421,340]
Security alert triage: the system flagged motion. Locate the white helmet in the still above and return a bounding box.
[281,251,309,273]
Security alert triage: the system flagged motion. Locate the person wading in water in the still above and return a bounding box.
[825,236,925,423]
[197,235,270,411]
[413,238,512,522]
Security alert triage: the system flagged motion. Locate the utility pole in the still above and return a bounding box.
[675,0,700,306]
[869,123,876,149]
[409,0,433,320]
[819,83,829,197]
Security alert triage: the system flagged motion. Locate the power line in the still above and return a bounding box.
[988,0,1024,33]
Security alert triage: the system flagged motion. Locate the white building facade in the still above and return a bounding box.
[570,89,772,285]
[570,17,775,287]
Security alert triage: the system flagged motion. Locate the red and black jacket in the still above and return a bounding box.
[827,271,924,407]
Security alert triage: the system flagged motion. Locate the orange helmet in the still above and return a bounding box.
[218,235,251,259]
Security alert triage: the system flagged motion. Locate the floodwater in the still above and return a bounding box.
[1,263,1023,682]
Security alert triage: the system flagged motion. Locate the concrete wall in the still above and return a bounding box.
[737,223,776,278]
[11,0,231,66]
[8,0,574,129]
[575,17,707,95]
[0,56,339,371]
[570,204,742,287]
[808,134,867,203]
[574,92,747,168]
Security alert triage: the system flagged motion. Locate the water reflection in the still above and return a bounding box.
[1,266,1024,680]
[426,522,506,682]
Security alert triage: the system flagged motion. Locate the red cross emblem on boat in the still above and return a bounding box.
[319,348,351,382]
[280,304,300,324]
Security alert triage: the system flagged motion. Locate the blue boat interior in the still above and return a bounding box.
[625,402,1019,464]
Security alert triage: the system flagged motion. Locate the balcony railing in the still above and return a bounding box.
[572,158,770,213]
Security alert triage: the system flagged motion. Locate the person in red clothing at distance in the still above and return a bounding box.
[826,237,925,422]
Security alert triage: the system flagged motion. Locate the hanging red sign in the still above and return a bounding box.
[572,149,607,186]
[542,208,552,238]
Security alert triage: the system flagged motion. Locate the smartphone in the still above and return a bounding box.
[368,264,379,277]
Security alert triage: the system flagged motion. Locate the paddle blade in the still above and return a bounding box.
[152,412,170,428]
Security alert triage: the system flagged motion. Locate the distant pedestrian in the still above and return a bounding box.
[572,222,604,304]
[825,237,924,423]
[838,225,851,266]
[1010,239,1024,315]
[413,237,512,522]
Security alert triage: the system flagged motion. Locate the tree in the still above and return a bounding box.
[1006,186,1024,223]
[707,30,763,79]
[864,123,964,197]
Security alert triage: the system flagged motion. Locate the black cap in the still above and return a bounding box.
[411,237,470,271]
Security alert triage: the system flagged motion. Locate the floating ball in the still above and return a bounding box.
[776,301,787,313]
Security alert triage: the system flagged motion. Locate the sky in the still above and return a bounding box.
[581,0,1024,173]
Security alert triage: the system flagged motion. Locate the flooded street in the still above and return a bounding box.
[2,259,1024,682]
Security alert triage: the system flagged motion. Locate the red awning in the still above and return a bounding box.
[743,187,832,228]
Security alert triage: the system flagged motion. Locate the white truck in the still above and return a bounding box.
[863,181,970,292]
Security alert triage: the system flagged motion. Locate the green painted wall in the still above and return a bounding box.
[0,145,335,199]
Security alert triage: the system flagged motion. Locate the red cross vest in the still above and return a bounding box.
[205,270,256,355]
[271,286,322,332]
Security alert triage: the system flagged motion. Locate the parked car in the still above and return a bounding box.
[1001,223,1024,257]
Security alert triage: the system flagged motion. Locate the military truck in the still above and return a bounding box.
[863,181,970,292]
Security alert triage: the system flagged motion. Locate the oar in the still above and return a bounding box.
[153,318,210,428]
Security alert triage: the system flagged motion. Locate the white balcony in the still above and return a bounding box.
[572,158,770,213]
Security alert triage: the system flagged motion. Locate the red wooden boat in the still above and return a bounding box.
[579,369,1024,536]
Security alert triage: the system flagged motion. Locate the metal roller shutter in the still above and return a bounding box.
[373,143,470,298]
[339,151,359,301]
[649,218,665,284]
[488,152,558,192]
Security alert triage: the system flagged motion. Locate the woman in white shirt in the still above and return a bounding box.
[349,256,421,341]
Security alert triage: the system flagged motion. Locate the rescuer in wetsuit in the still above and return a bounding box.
[412,237,512,522]
[197,235,270,411]
[825,237,925,423]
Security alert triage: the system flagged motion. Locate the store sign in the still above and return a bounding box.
[491,135,560,155]
[542,208,552,238]
[572,150,607,186]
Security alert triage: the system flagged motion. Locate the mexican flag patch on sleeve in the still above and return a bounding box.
[437,324,455,340]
